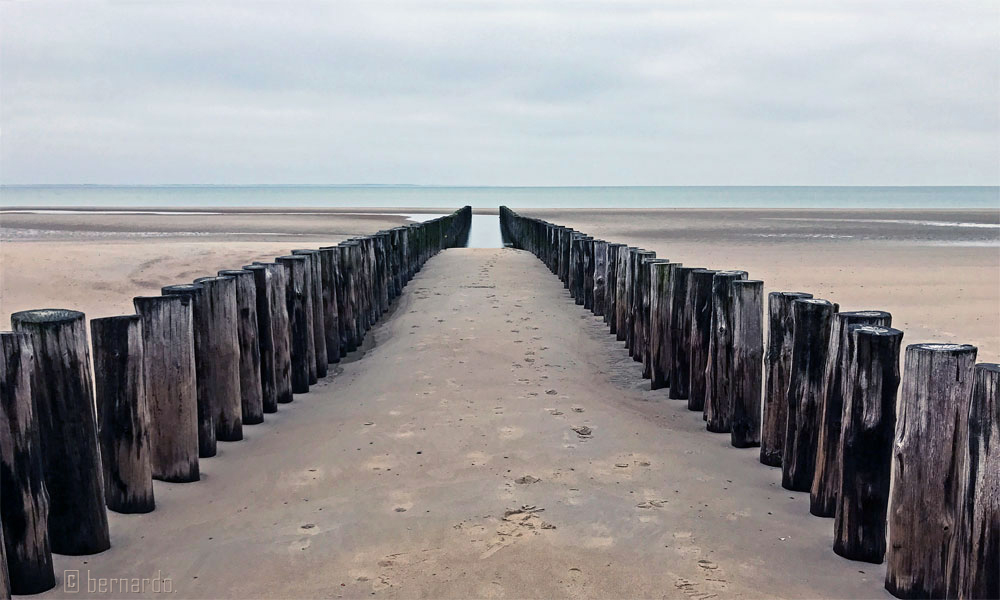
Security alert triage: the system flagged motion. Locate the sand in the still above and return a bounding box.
[28,248,893,599]
[1,207,995,598]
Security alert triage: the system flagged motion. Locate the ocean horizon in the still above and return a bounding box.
[1,184,997,210]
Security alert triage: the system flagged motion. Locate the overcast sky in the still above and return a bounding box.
[1,1,997,186]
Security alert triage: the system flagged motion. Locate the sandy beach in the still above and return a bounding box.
[23,247,894,599]
[0,207,995,598]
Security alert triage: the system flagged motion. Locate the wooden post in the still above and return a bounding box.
[583,237,595,310]
[569,233,585,304]
[686,269,718,413]
[218,270,264,426]
[337,243,358,353]
[886,343,978,599]
[811,310,892,517]
[242,264,278,413]
[832,325,903,564]
[276,255,311,394]
[950,362,999,600]
[286,254,317,383]
[648,260,674,389]
[319,247,342,363]
[0,332,55,594]
[254,262,294,404]
[192,276,243,442]
[760,291,813,467]
[781,298,834,491]
[731,280,764,448]
[133,295,200,481]
[635,252,657,372]
[593,240,608,317]
[667,266,702,401]
[292,249,328,378]
[91,315,155,514]
[615,246,633,341]
[560,229,572,287]
[161,283,216,457]
[10,309,110,555]
[605,243,625,331]
[705,270,748,433]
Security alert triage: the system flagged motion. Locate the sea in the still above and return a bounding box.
[1,185,998,210]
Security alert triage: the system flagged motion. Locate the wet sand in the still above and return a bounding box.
[33,248,893,599]
[518,208,1000,362]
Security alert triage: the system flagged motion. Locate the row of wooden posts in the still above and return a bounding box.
[498,206,997,600]
[0,207,473,596]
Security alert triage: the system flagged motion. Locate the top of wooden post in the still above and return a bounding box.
[11,308,84,325]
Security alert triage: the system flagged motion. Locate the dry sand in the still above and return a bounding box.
[29,248,892,599]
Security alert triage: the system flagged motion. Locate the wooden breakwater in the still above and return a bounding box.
[499,206,998,600]
[0,206,471,596]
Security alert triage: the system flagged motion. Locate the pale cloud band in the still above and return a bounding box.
[1,1,997,185]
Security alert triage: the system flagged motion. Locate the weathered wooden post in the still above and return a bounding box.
[0,332,55,594]
[292,249,328,378]
[10,309,110,555]
[686,269,718,413]
[760,291,813,467]
[811,310,892,517]
[832,324,902,564]
[242,264,278,413]
[635,252,657,371]
[583,237,595,310]
[254,262,294,405]
[667,266,701,401]
[886,343,977,599]
[218,270,264,425]
[161,283,215,457]
[705,270,748,432]
[950,362,999,600]
[731,280,764,448]
[91,315,155,514]
[605,243,625,331]
[615,246,633,341]
[192,276,243,442]
[569,233,585,304]
[781,298,834,491]
[287,253,318,383]
[560,229,572,287]
[648,260,674,389]
[133,295,200,480]
[276,255,311,394]
[318,247,342,363]
[336,243,358,353]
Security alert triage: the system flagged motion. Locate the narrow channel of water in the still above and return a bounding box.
[406,213,503,248]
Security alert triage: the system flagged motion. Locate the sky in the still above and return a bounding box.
[1,1,998,186]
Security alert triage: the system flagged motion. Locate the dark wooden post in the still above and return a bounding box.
[635,252,657,372]
[705,270,748,432]
[0,332,55,594]
[886,343,977,599]
[832,325,902,564]
[242,264,278,413]
[605,243,625,331]
[583,237,595,310]
[950,362,999,600]
[667,266,701,401]
[254,262,293,405]
[276,255,311,394]
[10,309,110,555]
[760,291,813,467]
[781,298,834,491]
[811,310,892,517]
[593,240,608,316]
[569,233,584,304]
[686,269,718,413]
[286,254,317,383]
[161,283,216,457]
[731,280,764,448]
[560,229,572,287]
[219,270,264,425]
[648,260,673,389]
[192,276,243,442]
[91,315,155,514]
[318,247,342,363]
[132,295,200,481]
[336,243,358,353]
[292,249,328,378]
[615,247,633,341]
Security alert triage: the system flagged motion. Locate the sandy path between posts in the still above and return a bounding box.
[37,248,890,599]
